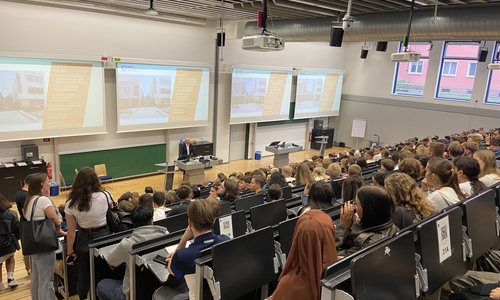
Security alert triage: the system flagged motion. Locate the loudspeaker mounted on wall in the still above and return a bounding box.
[376,41,388,52]
[478,47,488,62]
[217,29,226,47]
[329,26,344,47]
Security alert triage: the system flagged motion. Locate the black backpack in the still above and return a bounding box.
[0,211,16,248]
[103,191,134,233]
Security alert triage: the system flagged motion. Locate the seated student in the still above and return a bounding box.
[474,150,500,187]
[237,175,252,193]
[152,192,167,222]
[454,156,487,198]
[380,158,396,172]
[384,173,436,229]
[298,181,334,216]
[216,179,239,202]
[398,158,421,180]
[281,166,295,186]
[267,183,283,201]
[421,158,466,211]
[327,163,343,200]
[364,150,376,163]
[117,192,134,204]
[152,200,229,300]
[145,186,154,194]
[488,137,500,154]
[427,142,446,159]
[138,193,153,206]
[448,141,465,161]
[118,200,135,213]
[269,172,289,188]
[355,157,368,170]
[294,162,314,186]
[96,204,169,300]
[313,167,328,181]
[250,175,266,195]
[463,141,479,157]
[342,175,364,203]
[336,186,399,257]
[167,185,193,217]
[372,170,390,187]
[208,184,219,199]
[270,182,338,300]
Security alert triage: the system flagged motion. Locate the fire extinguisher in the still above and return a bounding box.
[309,132,312,142]
[47,162,53,180]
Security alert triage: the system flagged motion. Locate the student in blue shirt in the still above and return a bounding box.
[153,200,229,300]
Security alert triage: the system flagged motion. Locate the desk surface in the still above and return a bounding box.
[265,146,302,154]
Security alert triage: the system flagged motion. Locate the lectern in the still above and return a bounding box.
[265,145,302,168]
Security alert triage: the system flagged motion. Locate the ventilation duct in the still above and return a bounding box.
[244,5,500,42]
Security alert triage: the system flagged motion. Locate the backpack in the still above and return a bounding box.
[0,211,14,248]
[103,191,133,233]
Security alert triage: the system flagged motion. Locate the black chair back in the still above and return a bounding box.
[250,200,287,230]
[154,212,188,233]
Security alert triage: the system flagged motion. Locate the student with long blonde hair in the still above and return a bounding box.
[474,150,500,187]
[295,162,314,186]
[385,173,436,229]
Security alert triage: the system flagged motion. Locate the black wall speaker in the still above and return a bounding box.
[329,27,344,47]
[478,47,488,62]
[376,41,388,52]
[360,49,369,59]
[217,32,226,47]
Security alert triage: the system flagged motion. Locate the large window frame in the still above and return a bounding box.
[484,41,500,104]
[392,42,431,97]
[435,41,481,102]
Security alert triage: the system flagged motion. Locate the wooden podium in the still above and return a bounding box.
[265,146,302,168]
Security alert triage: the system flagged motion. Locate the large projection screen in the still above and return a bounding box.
[115,62,210,132]
[230,68,292,125]
[294,70,343,119]
[0,56,106,142]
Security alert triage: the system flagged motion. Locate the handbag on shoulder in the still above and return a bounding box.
[19,197,59,255]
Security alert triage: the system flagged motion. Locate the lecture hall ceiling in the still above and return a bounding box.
[9,0,500,23]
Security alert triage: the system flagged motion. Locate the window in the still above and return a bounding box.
[485,42,500,104]
[392,42,431,96]
[467,62,477,77]
[409,61,424,75]
[436,42,480,101]
[442,61,458,76]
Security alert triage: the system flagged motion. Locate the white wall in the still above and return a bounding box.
[221,39,348,157]
[0,1,216,174]
[337,41,500,148]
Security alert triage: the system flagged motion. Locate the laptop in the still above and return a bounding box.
[269,141,281,147]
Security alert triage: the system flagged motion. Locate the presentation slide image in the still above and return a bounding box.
[0,110,43,131]
[0,70,46,123]
[295,78,323,111]
[117,74,171,124]
[231,77,267,114]
[119,106,169,126]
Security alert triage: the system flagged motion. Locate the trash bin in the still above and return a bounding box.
[50,181,59,197]
[255,151,262,160]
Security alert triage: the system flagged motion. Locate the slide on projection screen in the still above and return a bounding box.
[115,62,210,132]
[0,56,106,142]
[230,68,292,124]
[293,70,343,119]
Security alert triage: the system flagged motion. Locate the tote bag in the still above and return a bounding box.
[19,197,59,255]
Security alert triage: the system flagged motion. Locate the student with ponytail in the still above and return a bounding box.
[421,158,466,211]
[453,156,487,198]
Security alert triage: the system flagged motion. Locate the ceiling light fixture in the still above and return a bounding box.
[145,0,158,16]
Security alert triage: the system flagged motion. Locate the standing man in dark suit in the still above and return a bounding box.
[179,137,197,158]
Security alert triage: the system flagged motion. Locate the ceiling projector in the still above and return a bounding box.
[487,63,500,70]
[241,35,285,51]
[391,52,421,62]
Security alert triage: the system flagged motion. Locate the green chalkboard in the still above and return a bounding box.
[59,144,166,182]
[257,102,308,127]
